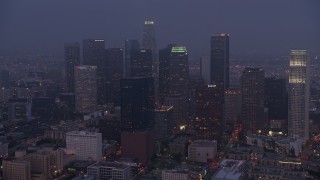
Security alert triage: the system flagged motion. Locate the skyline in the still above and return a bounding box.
[0,0,320,57]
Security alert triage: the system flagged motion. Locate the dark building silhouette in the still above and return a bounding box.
[65,42,80,93]
[162,46,189,127]
[105,48,123,106]
[130,49,153,78]
[124,39,140,77]
[264,77,288,121]
[99,111,121,142]
[154,106,173,140]
[241,68,265,131]
[210,33,229,89]
[82,39,106,104]
[142,20,158,99]
[82,39,105,66]
[159,44,175,103]
[120,77,155,131]
[121,130,154,165]
[194,84,223,140]
[31,97,55,118]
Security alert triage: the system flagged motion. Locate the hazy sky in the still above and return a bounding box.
[0,0,319,57]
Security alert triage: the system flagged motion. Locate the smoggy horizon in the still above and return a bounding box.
[1,0,319,57]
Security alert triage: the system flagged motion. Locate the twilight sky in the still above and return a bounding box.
[0,0,319,57]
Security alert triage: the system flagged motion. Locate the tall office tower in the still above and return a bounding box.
[168,46,189,96]
[66,131,102,161]
[74,65,97,114]
[82,39,105,66]
[105,48,123,105]
[210,33,229,89]
[264,77,288,121]
[65,42,80,93]
[194,84,223,140]
[159,44,175,103]
[142,20,159,99]
[130,49,153,77]
[142,21,157,73]
[224,87,241,125]
[165,46,189,126]
[288,50,309,141]
[82,39,106,104]
[120,77,155,131]
[241,68,265,131]
[124,39,140,77]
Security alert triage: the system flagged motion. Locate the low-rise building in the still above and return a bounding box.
[2,158,31,180]
[87,161,132,180]
[188,140,217,163]
[212,159,249,180]
[162,169,190,180]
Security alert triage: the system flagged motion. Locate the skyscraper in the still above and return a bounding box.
[74,65,97,114]
[142,20,158,98]
[120,77,155,131]
[210,33,229,90]
[241,68,265,131]
[194,84,223,140]
[142,20,157,72]
[105,48,123,105]
[168,46,189,96]
[164,46,189,126]
[264,77,288,121]
[130,49,153,77]
[82,39,106,104]
[65,42,80,93]
[124,39,140,77]
[288,50,309,141]
[82,39,105,66]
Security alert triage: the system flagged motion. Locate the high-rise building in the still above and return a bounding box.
[82,39,105,66]
[159,44,175,103]
[130,49,153,77]
[224,87,242,125]
[210,33,229,90]
[241,68,265,131]
[168,46,189,96]
[164,46,189,126]
[142,20,158,74]
[65,42,80,93]
[288,50,309,141]
[105,48,123,105]
[124,39,140,77]
[74,65,97,114]
[66,131,102,161]
[82,39,106,104]
[194,84,224,140]
[142,20,158,99]
[120,77,155,131]
[264,77,288,121]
